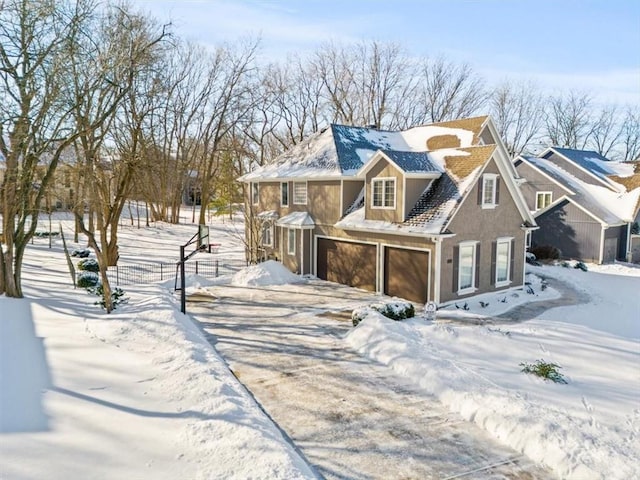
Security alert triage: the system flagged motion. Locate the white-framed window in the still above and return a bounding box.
[251,182,259,205]
[458,241,477,293]
[261,222,273,247]
[481,174,498,209]
[495,238,512,286]
[372,178,395,209]
[536,191,552,210]
[293,181,307,205]
[287,228,296,255]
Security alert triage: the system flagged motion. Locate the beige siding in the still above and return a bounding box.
[404,178,430,220]
[440,159,527,303]
[308,181,341,224]
[342,180,364,215]
[365,159,404,222]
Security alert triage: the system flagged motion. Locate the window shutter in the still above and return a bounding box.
[495,178,500,205]
[474,243,481,288]
[509,239,515,281]
[452,246,459,293]
[477,179,483,205]
[490,241,497,285]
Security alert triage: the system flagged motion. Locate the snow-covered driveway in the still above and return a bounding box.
[189,280,553,480]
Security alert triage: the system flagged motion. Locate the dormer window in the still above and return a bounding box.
[372,178,395,209]
[481,174,499,209]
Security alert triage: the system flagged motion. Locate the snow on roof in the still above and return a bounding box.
[529,157,639,224]
[379,150,441,173]
[548,147,635,190]
[337,145,494,234]
[276,211,315,228]
[241,119,487,181]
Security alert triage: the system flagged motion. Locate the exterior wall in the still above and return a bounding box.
[533,200,602,262]
[308,181,341,224]
[281,227,313,275]
[478,128,495,146]
[440,159,527,304]
[515,161,570,212]
[364,159,404,223]
[342,180,364,215]
[404,178,431,220]
[315,224,437,302]
[543,152,606,188]
[630,235,640,263]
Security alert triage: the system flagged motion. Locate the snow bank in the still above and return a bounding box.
[231,260,304,287]
[345,266,640,480]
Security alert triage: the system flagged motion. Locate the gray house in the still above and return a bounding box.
[514,148,640,263]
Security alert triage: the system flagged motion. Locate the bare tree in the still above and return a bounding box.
[587,105,623,158]
[490,80,544,157]
[618,107,640,162]
[544,91,593,149]
[0,0,96,297]
[416,57,487,123]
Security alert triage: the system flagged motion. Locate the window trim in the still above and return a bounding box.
[458,241,478,295]
[481,173,498,209]
[371,177,396,209]
[281,182,289,207]
[535,191,552,211]
[251,182,259,206]
[287,228,296,255]
[293,181,307,205]
[495,237,512,287]
[261,222,273,247]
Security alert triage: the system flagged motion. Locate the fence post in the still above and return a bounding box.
[161,263,163,281]
[215,259,219,277]
[195,261,198,275]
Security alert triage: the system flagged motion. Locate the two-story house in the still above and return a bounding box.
[514,148,640,263]
[240,116,537,305]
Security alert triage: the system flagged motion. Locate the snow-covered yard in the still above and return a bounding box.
[1,212,639,479]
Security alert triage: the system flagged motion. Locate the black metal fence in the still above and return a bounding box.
[107,258,247,286]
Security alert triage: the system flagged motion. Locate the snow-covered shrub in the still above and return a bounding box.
[71,248,91,258]
[77,271,99,288]
[78,258,99,272]
[574,261,588,272]
[529,245,561,261]
[520,359,567,384]
[352,300,415,326]
[87,284,128,310]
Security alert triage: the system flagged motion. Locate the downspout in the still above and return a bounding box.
[626,222,632,262]
[299,229,303,275]
[432,236,442,304]
[599,226,605,264]
[522,230,527,286]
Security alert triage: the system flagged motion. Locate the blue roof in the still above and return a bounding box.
[332,124,398,173]
[545,147,614,178]
[380,150,440,173]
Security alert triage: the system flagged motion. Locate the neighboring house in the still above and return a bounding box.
[514,147,640,263]
[240,116,537,305]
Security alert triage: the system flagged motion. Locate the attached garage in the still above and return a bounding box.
[384,247,430,304]
[316,238,377,291]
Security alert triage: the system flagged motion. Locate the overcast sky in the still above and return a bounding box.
[130,0,640,106]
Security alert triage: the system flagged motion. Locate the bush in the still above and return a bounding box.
[87,284,128,310]
[525,252,540,266]
[78,258,99,272]
[574,261,588,272]
[352,300,415,326]
[77,271,99,288]
[520,359,567,384]
[71,248,91,258]
[529,245,561,260]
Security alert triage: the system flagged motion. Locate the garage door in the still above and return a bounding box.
[317,238,377,291]
[384,247,429,303]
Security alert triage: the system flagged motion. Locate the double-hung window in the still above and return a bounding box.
[293,182,307,205]
[536,191,552,210]
[281,182,289,207]
[261,222,273,247]
[495,238,512,286]
[458,242,477,293]
[287,229,296,255]
[481,174,498,208]
[372,178,395,209]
